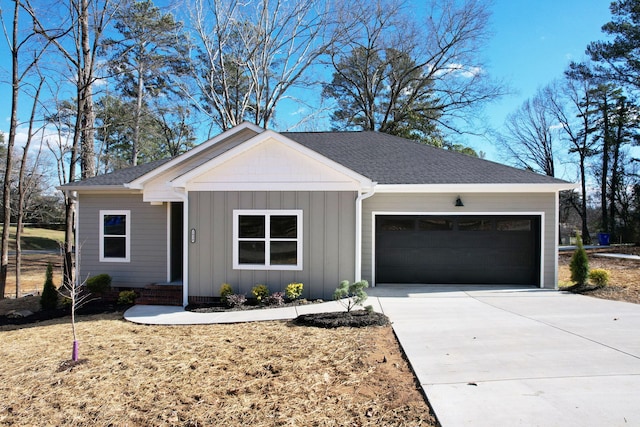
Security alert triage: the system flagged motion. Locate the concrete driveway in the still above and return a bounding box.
[369,286,640,427]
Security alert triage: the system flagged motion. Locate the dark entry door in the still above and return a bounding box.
[170,202,184,282]
[375,215,540,285]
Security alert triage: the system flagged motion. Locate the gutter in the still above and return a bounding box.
[355,184,377,284]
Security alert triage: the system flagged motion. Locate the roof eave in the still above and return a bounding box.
[57,184,141,193]
[374,182,579,193]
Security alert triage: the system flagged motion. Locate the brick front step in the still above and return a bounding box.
[137,284,183,306]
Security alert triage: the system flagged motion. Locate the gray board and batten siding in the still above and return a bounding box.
[77,193,168,287]
[188,191,356,301]
[361,192,557,288]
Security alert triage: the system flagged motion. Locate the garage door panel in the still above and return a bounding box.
[375,215,540,285]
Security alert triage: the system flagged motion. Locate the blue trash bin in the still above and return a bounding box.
[597,232,610,246]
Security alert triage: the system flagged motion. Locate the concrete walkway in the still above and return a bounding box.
[124,286,640,426]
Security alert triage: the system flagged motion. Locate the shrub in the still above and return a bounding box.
[333,279,369,313]
[118,290,137,305]
[285,282,304,300]
[251,284,270,303]
[220,283,234,300]
[266,292,285,306]
[569,235,589,286]
[226,294,247,308]
[40,262,58,310]
[589,269,610,287]
[86,273,112,294]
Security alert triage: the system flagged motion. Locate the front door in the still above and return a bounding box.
[170,202,184,282]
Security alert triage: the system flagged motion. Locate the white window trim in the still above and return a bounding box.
[99,210,131,263]
[233,209,303,271]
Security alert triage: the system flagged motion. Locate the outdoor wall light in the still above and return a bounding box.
[455,196,464,207]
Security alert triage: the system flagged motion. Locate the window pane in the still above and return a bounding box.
[239,216,265,238]
[418,218,453,231]
[379,218,414,231]
[458,219,492,231]
[238,241,265,264]
[270,215,297,238]
[496,219,531,231]
[270,241,297,265]
[104,215,126,236]
[104,237,126,258]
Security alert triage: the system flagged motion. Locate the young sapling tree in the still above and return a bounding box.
[58,244,96,361]
[570,235,589,286]
[333,280,369,313]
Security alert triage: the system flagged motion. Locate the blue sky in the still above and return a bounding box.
[0,0,613,173]
[468,0,611,164]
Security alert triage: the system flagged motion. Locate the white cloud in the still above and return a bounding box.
[432,63,483,78]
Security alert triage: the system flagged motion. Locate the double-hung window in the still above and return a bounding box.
[99,210,131,262]
[233,210,302,270]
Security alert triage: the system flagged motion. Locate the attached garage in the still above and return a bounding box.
[375,215,541,286]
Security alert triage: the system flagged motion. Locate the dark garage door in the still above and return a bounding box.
[375,215,540,285]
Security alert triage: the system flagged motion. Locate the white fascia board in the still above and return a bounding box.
[58,185,142,194]
[171,129,373,189]
[374,182,578,193]
[127,122,265,189]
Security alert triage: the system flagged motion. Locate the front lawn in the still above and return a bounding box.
[0,313,436,426]
[558,247,640,304]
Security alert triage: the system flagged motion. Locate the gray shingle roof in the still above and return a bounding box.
[283,131,568,185]
[63,131,570,188]
[61,157,173,187]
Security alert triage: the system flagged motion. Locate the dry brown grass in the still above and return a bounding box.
[0,313,436,426]
[558,248,640,304]
[3,253,63,299]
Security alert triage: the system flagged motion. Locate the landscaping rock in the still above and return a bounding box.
[6,309,34,319]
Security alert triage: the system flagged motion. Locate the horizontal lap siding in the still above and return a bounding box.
[362,193,557,289]
[188,191,356,300]
[77,193,168,287]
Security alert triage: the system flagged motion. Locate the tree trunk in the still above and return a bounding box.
[79,0,96,178]
[132,66,145,166]
[579,153,591,244]
[600,92,610,234]
[609,100,625,240]
[0,1,21,299]
[63,195,75,289]
[15,78,43,299]
[63,92,83,290]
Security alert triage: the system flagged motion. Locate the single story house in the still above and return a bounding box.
[61,122,576,305]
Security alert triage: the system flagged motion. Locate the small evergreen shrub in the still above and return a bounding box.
[40,262,58,310]
[118,290,137,305]
[226,294,247,308]
[333,279,369,312]
[569,236,589,286]
[589,269,610,287]
[285,282,304,300]
[86,274,112,294]
[220,283,234,300]
[251,284,270,303]
[266,292,285,306]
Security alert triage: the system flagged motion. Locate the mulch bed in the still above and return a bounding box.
[294,310,390,328]
[0,301,130,326]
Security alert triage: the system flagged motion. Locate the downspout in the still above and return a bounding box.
[553,190,560,290]
[355,184,376,284]
[175,187,189,307]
